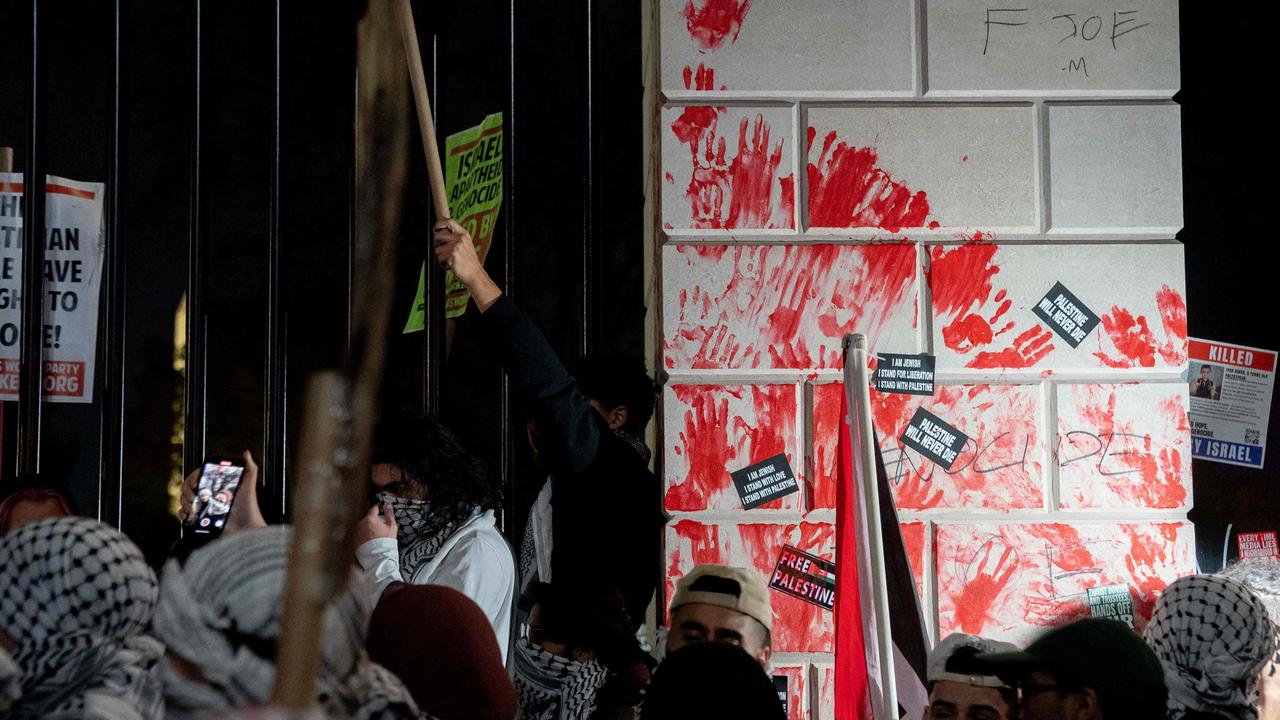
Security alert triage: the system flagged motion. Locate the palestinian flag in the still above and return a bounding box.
[833,342,931,720]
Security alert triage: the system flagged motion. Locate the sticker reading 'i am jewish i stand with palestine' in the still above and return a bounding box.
[899,407,969,471]
[730,453,799,510]
[1032,281,1100,348]
[875,353,935,396]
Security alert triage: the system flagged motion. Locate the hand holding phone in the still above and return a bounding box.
[187,457,247,538]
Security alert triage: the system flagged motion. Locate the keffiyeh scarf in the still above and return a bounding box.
[0,516,164,720]
[152,525,426,720]
[381,495,470,578]
[1145,574,1278,720]
[513,636,609,720]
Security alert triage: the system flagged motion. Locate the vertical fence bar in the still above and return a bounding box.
[420,27,441,417]
[96,0,126,524]
[580,0,594,358]
[263,0,287,514]
[500,0,516,531]
[183,0,207,474]
[16,0,47,477]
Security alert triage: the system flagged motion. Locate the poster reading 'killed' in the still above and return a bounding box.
[0,173,104,403]
[1188,338,1276,469]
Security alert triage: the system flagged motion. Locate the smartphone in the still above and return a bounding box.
[187,457,246,537]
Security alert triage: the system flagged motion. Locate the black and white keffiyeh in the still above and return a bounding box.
[2,643,22,713]
[152,525,428,720]
[380,495,470,578]
[513,636,609,720]
[0,516,164,720]
[1145,574,1278,720]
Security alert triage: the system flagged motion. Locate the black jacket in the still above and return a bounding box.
[481,295,665,627]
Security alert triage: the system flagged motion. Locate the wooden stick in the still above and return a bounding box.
[395,0,450,221]
[0,147,12,173]
[271,0,409,709]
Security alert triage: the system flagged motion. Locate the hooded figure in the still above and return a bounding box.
[0,516,165,720]
[1146,574,1278,720]
[152,525,427,720]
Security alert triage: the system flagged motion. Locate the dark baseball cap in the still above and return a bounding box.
[955,618,1168,720]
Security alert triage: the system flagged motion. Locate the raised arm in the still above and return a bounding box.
[434,219,599,473]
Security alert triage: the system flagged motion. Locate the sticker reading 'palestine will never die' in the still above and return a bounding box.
[1032,281,1100,348]
[730,453,799,510]
[900,407,970,471]
[770,545,836,612]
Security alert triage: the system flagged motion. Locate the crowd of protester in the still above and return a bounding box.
[2,221,1279,719]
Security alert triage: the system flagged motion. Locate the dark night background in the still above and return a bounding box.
[0,1,1270,570]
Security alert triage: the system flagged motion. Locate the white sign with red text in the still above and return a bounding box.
[1188,338,1276,469]
[0,173,104,403]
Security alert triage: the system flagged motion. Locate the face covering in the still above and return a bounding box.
[379,494,472,578]
[512,636,609,720]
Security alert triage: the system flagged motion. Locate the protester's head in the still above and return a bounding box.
[926,633,1018,720]
[962,617,1167,720]
[1219,558,1280,720]
[1144,574,1277,720]
[667,564,773,668]
[370,412,501,530]
[570,353,656,435]
[0,516,163,718]
[522,581,635,669]
[643,641,786,720]
[0,485,73,535]
[368,582,517,720]
[153,525,420,719]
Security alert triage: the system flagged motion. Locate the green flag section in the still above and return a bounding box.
[403,112,504,332]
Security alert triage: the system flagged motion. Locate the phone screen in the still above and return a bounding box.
[189,459,245,535]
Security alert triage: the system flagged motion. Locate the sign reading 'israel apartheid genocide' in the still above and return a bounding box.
[770,545,836,612]
[1086,584,1135,628]
[0,174,104,403]
[875,352,935,396]
[1032,281,1100,348]
[730,452,799,510]
[900,407,969,471]
[405,112,504,331]
[1238,531,1280,561]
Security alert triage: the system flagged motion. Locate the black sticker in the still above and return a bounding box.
[772,675,788,713]
[899,407,969,471]
[769,545,836,611]
[1032,281,1100,348]
[875,353,936,396]
[730,453,799,510]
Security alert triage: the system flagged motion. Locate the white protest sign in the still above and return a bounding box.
[0,173,104,403]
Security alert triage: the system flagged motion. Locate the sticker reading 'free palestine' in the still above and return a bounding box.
[730,453,799,510]
[1032,281,1100,348]
[899,408,969,471]
[770,545,836,612]
[875,353,935,396]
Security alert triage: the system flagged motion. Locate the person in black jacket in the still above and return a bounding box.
[434,218,665,631]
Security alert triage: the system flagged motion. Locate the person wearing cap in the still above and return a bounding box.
[927,633,1019,720]
[666,564,773,668]
[957,617,1169,720]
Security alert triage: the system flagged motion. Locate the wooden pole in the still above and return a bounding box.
[0,147,12,173]
[395,0,450,221]
[271,0,409,709]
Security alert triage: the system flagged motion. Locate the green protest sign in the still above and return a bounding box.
[404,112,504,332]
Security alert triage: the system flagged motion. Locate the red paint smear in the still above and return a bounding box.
[669,244,916,369]
[665,521,723,621]
[1066,386,1187,509]
[738,523,834,652]
[953,537,1019,633]
[900,522,927,600]
[731,386,797,510]
[683,0,751,53]
[1093,286,1187,368]
[811,383,844,509]
[668,387,736,510]
[967,326,1055,369]
[808,130,931,231]
[1122,524,1185,623]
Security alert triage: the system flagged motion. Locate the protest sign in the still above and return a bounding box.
[1032,281,1099,348]
[1238,531,1280,561]
[771,676,788,714]
[900,408,969,471]
[1086,584,1135,628]
[404,112,504,331]
[730,452,799,510]
[875,352,935,396]
[1189,338,1276,469]
[770,545,836,612]
[0,173,104,403]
